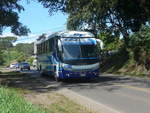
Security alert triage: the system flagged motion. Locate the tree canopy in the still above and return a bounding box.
[0,36,17,50]
[38,0,150,46]
[0,0,30,36]
[1,0,149,38]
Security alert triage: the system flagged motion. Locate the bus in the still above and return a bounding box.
[34,31,103,81]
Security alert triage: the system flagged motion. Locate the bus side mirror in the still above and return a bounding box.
[96,39,104,50]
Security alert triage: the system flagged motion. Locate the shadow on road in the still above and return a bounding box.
[0,69,149,93]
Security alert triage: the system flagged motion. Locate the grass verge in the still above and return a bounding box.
[0,70,94,113]
[0,86,51,113]
[48,92,93,113]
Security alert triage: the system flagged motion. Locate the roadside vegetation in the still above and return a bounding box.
[0,86,93,113]
[0,0,150,77]
[101,25,150,77]
[0,86,51,113]
[0,36,34,66]
[0,70,94,113]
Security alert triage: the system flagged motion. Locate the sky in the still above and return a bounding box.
[2,0,68,45]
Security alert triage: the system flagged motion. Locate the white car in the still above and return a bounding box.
[10,64,16,68]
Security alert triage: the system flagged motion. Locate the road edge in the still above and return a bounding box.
[58,88,123,113]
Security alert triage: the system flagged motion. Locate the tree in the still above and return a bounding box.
[38,0,150,47]
[0,50,4,65]
[0,36,17,65]
[128,25,150,67]
[0,0,30,35]
[0,36,17,50]
[98,32,122,51]
[14,43,34,57]
[66,0,150,46]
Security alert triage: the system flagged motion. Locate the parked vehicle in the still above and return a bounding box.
[15,63,20,68]
[10,64,16,68]
[19,62,30,71]
[10,63,19,69]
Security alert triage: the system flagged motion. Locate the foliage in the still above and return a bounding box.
[0,42,34,65]
[2,50,20,65]
[38,0,67,14]
[0,87,50,113]
[27,57,34,65]
[101,25,150,76]
[0,36,17,50]
[0,36,17,65]
[66,0,149,42]
[14,43,34,57]
[38,0,150,47]
[0,0,30,35]
[98,32,123,51]
[0,50,4,65]
[128,25,150,69]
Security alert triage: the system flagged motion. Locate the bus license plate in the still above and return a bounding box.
[81,74,85,77]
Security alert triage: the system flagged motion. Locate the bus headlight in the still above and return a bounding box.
[62,63,72,70]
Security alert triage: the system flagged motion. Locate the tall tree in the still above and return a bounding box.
[0,36,17,65]
[65,0,150,46]
[0,0,30,35]
[0,36,17,50]
[38,0,150,47]
[14,43,34,57]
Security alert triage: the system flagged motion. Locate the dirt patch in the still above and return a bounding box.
[24,92,56,108]
[23,90,94,113]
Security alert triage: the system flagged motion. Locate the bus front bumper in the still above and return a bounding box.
[58,69,100,79]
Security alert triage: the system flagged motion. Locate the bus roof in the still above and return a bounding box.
[35,31,95,44]
[54,31,94,38]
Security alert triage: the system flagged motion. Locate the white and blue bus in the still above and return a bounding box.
[34,31,103,81]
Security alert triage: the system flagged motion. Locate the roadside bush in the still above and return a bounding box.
[128,25,150,69]
[101,48,129,72]
[0,50,4,65]
[27,57,34,65]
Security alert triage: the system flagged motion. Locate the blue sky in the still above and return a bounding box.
[3,0,68,44]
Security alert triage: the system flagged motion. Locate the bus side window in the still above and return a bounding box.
[47,40,50,53]
[44,42,46,53]
[48,39,52,53]
[56,39,62,61]
[41,43,43,54]
[36,45,39,55]
[45,42,47,53]
[39,44,40,54]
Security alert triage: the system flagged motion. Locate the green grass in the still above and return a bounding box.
[0,86,94,113]
[0,70,94,113]
[0,86,52,113]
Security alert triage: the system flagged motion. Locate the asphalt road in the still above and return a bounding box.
[22,69,150,113]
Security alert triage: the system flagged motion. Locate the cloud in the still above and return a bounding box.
[0,33,19,38]
[1,31,53,45]
[13,33,40,45]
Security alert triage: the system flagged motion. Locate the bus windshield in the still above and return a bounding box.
[63,44,100,64]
